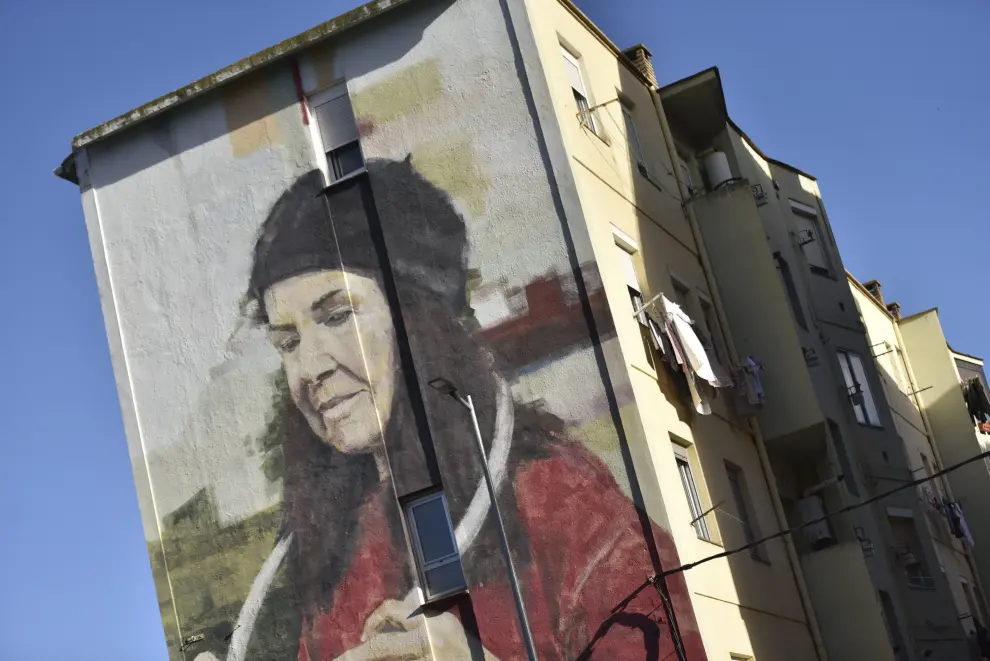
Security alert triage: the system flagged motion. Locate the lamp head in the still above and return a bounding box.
[428,377,459,398]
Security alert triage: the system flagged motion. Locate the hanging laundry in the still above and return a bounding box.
[662,295,732,389]
[732,356,766,415]
[964,378,990,424]
[948,502,976,548]
[663,312,710,415]
[645,309,665,354]
[745,358,765,405]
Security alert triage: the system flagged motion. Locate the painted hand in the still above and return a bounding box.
[332,595,500,661]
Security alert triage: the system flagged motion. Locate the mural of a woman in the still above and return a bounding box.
[207,159,707,661]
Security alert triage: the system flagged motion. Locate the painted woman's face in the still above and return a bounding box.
[263,270,396,454]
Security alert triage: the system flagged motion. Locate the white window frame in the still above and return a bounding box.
[620,102,645,168]
[789,199,831,275]
[668,271,691,311]
[676,153,694,191]
[560,46,600,135]
[725,462,766,561]
[673,442,712,541]
[405,492,466,601]
[307,82,365,184]
[837,349,882,428]
[612,227,647,325]
[696,290,723,362]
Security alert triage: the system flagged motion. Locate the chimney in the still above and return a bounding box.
[863,280,884,305]
[623,44,657,87]
[887,302,902,320]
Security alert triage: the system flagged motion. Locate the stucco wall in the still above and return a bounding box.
[521,4,819,660]
[850,281,975,651]
[900,310,990,615]
[75,0,707,659]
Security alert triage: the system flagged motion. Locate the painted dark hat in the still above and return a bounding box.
[249,156,468,320]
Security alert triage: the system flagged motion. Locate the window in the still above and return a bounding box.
[677,153,694,191]
[725,462,766,561]
[673,442,711,541]
[561,47,598,134]
[405,492,466,600]
[310,83,364,183]
[698,295,723,362]
[962,577,985,625]
[773,253,807,330]
[614,242,645,325]
[620,103,645,168]
[921,454,937,493]
[828,420,859,496]
[878,590,907,660]
[790,200,831,275]
[670,277,690,310]
[613,233,659,365]
[837,349,882,427]
[888,513,932,589]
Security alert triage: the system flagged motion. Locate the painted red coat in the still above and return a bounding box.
[299,440,707,661]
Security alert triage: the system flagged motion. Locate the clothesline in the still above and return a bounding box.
[631,291,765,416]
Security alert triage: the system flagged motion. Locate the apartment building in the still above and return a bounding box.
[530,4,822,661]
[848,276,989,652]
[895,307,990,618]
[53,0,822,659]
[658,68,970,660]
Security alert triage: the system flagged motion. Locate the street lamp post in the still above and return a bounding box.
[428,377,539,661]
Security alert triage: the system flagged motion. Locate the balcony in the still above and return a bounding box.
[690,181,824,454]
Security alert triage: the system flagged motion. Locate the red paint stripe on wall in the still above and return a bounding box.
[291,59,309,125]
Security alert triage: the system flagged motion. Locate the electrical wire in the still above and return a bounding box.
[655,447,990,579]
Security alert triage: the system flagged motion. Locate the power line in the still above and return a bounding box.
[654,447,990,579]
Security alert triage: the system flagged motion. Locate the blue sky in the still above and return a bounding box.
[0,0,985,658]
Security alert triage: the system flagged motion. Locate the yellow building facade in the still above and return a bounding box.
[523,1,825,659]
[849,276,988,649]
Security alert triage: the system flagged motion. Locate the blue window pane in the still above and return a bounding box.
[425,561,465,597]
[329,142,364,180]
[412,498,457,563]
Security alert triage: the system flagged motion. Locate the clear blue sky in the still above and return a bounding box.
[0,0,986,659]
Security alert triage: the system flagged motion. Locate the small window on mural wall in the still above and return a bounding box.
[310,83,364,182]
[405,492,466,600]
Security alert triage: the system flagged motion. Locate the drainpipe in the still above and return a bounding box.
[647,87,830,661]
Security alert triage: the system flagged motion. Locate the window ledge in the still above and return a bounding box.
[319,166,368,193]
[749,552,772,567]
[697,536,724,549]
[809,266,837,280]
[581,121,610,146]
[636,163,675,197]
[855,422,885,430]
[422,587,470,607]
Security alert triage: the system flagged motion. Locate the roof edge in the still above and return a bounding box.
[897,306,939,323]
[68,0,416,152]
[948,345,984,364]
[726,117,817,181]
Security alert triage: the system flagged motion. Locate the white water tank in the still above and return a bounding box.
[703,151,733,190]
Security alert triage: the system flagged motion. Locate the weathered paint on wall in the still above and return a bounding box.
[75,0,705,659]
